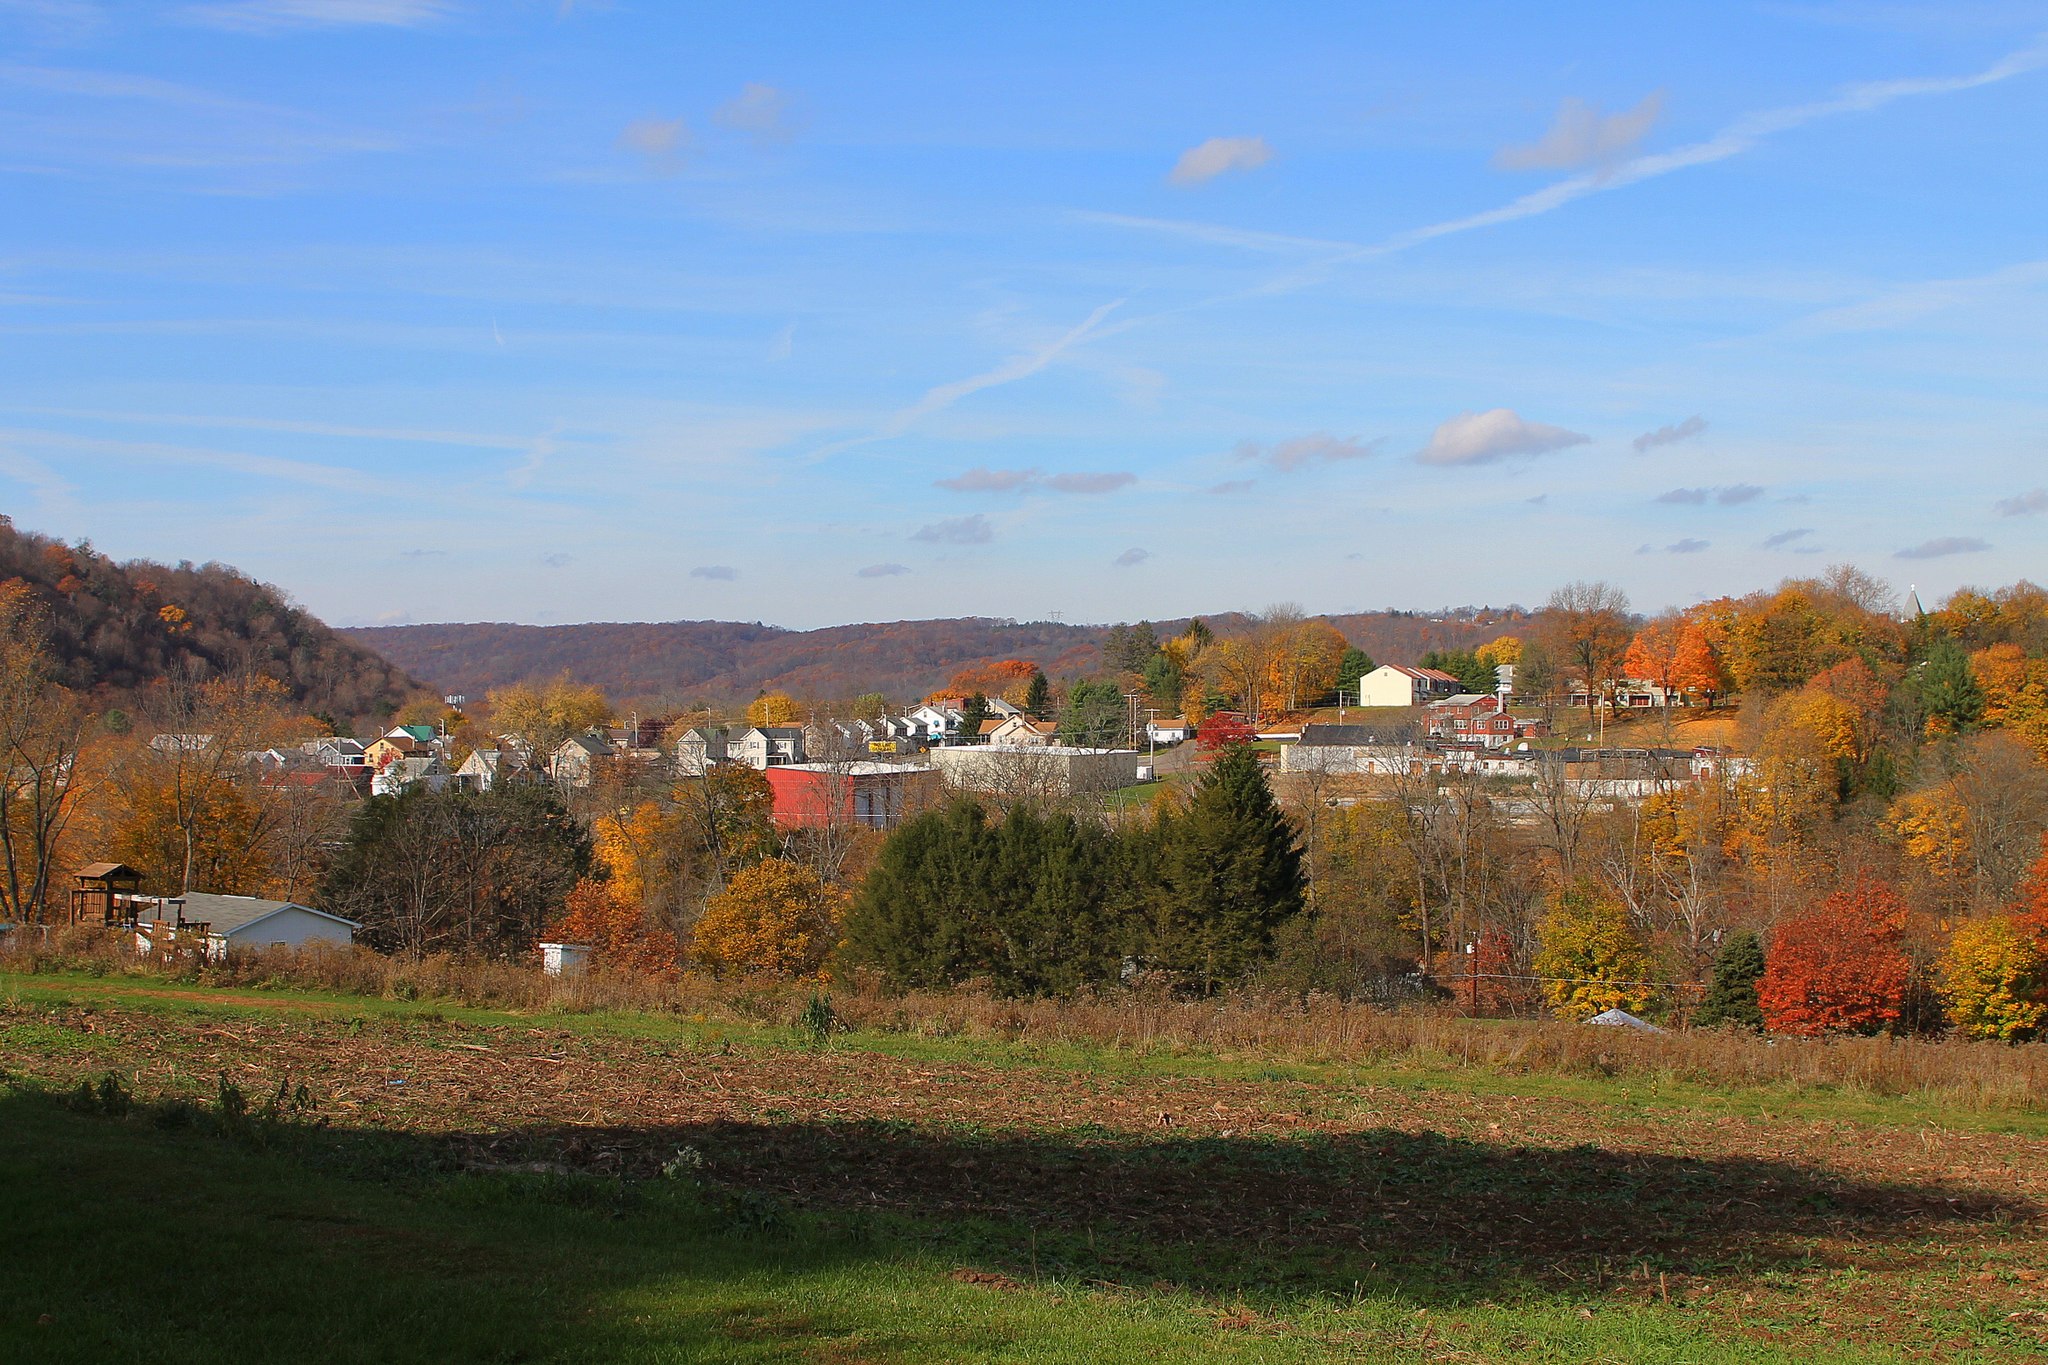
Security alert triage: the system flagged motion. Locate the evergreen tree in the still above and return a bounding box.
[1336,647,1375,700]
[1023,670,1050,719]
[958,692,990,743]
[1914,637,1984,733]
[1147,746,1304,992]
[1143,652,1183,712]
[1694,932,1766,1030]
[1421,647,1495,695]
[840,798,1128,993]
[1103,620,1159,675]
[1059,679,1127,746]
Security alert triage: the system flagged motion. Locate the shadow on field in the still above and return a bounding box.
[444,1114,2032,1300]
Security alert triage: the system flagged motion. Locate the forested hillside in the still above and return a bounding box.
[0,518,422,724]
[344,609,1522,705]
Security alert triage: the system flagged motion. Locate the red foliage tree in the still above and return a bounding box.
[544,878,681,978]
[2017,833,2048,937]
[1757,873,1911,1036]
[1195,711,1255,751]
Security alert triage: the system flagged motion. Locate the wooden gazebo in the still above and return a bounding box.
[70,863,144,926]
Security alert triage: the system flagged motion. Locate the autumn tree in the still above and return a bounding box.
[1756,874,1912,1036]
[488,675,611,752]
[1194,711,1255,750]
[1623,610,1722,714]
[691,858,848,977]
[0,581,95,921]
[1971,642,2048,759]
[1530,882,1659,1021]
[744,691,801,728]
[1539,580,1632,734]
[546,878,681,977]
[1941,915,2047,1042]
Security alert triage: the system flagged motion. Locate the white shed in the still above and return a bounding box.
[540,942,592,977]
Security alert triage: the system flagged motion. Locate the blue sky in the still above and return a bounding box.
[2,0,2045,629]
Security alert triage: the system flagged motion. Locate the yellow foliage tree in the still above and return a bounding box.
[1942,915,2048,1041]
[745,692,802,727]
[111,769,272,896]
[1972,643,2048,760]
[1887,786,1971,888]
[1531,884,1659,1020]
[487,675,610,751]
[593,800,687,913]
[691,858,847,977]
[1475,635,1524,668]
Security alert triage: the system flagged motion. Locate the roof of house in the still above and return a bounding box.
[393,724,437,743]
[1429,693,1497,707]
[751,726,804,740]
[1297,724,1415,746]
[77,861,139,880]
[556,735,610,756]
[144,891,361,934]
[978,718,1006,735]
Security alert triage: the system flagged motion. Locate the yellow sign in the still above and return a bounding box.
[868,740,898,753]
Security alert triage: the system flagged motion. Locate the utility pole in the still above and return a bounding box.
[1467,939,1479,1016]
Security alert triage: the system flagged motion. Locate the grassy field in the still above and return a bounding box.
[4,971,2046,1363]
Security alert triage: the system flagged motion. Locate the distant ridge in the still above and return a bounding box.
[344,609,1526,706]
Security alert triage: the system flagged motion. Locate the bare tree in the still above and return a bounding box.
[1540,580,1633,738]
[0,588,95,921]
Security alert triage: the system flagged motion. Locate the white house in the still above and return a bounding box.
[905,703,966,744]
[1358,664,1463,708]
[1146,716,1191,744]
[987,714,1058,747]
[136,892,359,960]
[729,726,805,769]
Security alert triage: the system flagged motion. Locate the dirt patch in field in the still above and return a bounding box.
[7,997,2047,1354]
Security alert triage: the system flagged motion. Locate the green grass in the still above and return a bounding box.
[4,1090,2018,1365]
[8,970,2045,1137]
[3,974,2045,1361]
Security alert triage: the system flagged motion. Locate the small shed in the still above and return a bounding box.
[540,942,592,977]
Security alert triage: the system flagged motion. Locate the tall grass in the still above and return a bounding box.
[6,928,2044,1112]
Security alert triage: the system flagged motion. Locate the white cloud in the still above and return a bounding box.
[713,83,802,142]
[857,562,910,578]
[1667,538,1711,554]
[1495,92,1665,172]
[540,552,572,568]
[1632,415,1707,453]
[911,514,993,545]
[1994,488,2048,517]
[936,467,1035,493]
[1169,135,1273,186]
[933,467,1133,495]
[183,0,455,33]
[1113,547,1150,567]
[1235,432,1378,472]
[689,565,737,581]
[1718,484,1764,505]
[1895,536,1990,559]
[619,116,688,174]
[1416,409,1590,467]
[1656,487,1709,505]
[1208,479,1256,495]
[1763,528,1815,549]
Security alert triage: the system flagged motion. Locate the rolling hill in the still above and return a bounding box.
[0,517,424,724]
[343,608,1528,708]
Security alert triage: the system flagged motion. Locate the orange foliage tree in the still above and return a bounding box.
[1623,610,1723,708]
[690,858,848,977]
[545,878,680,977]
[1756,874,1912,1036]
[1971,643,2048,760]
[943,659,1040,706]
